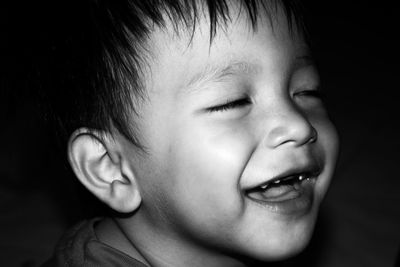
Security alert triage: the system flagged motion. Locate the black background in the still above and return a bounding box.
[1,1,399,266]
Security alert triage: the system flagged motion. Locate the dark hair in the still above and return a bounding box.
[44,0,304,149]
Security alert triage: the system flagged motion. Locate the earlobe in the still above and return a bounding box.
[68,128,141,213]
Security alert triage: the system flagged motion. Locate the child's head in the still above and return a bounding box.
[60,0,339,265]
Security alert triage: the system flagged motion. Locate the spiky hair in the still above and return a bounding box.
[45,0,304,148]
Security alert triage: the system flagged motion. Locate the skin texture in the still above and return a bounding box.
[93,6,339,267]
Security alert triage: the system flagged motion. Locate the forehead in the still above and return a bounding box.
[144,4,308,96]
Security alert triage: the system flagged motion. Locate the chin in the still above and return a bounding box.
[242,214,317,263]
[247,234,313,263]
[268,233,312,261]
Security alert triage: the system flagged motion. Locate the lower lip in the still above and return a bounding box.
[246,179,315,215]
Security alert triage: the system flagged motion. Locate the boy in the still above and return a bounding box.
[44,0,339,266]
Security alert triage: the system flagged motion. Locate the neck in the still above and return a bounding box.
[95,217,150,266]
[105,214,247,267]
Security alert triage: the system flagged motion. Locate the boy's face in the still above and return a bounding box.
[126,7,338,263]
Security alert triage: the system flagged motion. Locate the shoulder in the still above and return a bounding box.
[42,218,147,267]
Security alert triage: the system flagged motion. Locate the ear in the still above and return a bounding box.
[68,128,141,213]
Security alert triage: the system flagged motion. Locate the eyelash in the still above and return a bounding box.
[207,97,252,112]
[206,89,322,113]
[294,89,324,99]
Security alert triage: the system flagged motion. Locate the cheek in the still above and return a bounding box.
[311,116,339,198]
[307,108,339,158]
[315,115,339,169]
[166,120,255,227]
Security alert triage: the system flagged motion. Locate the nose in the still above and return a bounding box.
[263,105,317,148]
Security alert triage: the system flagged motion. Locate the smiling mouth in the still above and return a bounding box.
[245,172,319,215]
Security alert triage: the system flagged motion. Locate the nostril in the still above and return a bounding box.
[308,127,318,144]
[264,119,316,148]
[265,127,289,148]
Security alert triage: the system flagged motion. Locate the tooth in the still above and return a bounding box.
[261,184,268,190]
[273,180,281,184]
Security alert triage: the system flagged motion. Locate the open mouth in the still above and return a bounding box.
[245,171,319,214]
[247,172,316,201]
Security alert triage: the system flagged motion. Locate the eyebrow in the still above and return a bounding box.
[182,54,315,95]
[183,60,262,94]
[293,53,315,70]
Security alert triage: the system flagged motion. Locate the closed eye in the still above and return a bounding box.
[294,89,324,99]
[206,97,252,113]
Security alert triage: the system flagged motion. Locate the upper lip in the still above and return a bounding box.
[248,160,322,190]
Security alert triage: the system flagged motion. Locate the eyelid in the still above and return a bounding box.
[294,87,324,98]
[206,97,251,113]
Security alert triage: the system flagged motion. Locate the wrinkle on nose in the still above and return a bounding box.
[264,110,317,148]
